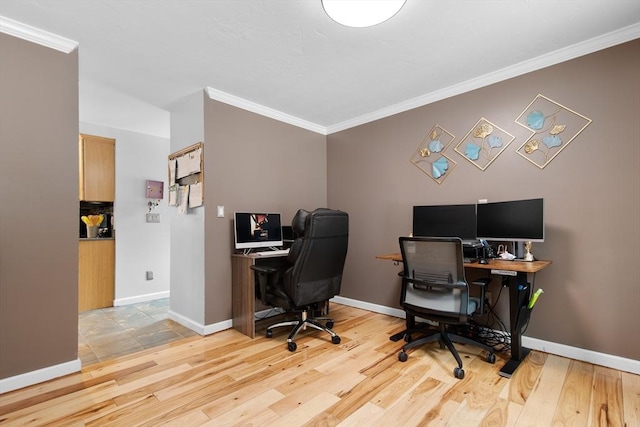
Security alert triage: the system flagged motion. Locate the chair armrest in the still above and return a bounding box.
[470,277,491,315]
[250,265,279,275]
[250,265,281,305]
[403,276,466,290]
[471,277,491,287]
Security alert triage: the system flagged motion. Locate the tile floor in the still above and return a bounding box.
[78,298,199,366]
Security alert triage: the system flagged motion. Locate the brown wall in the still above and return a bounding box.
[202,99,328,324]
[327,39,640,360]
[0,34,79,379]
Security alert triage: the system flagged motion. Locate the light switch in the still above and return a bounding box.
[217,206,225,218]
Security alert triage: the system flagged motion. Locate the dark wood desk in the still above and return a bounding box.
[376,253,552,378]
[231,252,289,338]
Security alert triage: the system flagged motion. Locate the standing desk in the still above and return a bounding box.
[376,253,552,378]
[231,252,289,338]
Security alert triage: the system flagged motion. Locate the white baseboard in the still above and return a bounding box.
[168,309,206,335]
[332,296,640,375]
[113,291,170,306]
[168,309,233,336]
[332,296,406,319]
[203,319,233,336]
[522,336,640,375]
[0,358,81,394]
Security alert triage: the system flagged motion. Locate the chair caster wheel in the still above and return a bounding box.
[326,321,334,329]
[403,333,412,343]
[486,352,496,364]
[331,335,341,344]
[454,367,465,379]
[287,341,297,352]
[266,330,273,338]
[398,351,408,362]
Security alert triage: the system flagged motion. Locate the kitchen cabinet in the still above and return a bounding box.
[78,239,115,312]
[79,134,115,202]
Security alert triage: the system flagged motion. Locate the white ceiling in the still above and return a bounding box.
[1,1,639,134]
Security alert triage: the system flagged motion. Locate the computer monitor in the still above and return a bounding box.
[412,204,478,243]
[234,212,284,250]
[476,198,544,242]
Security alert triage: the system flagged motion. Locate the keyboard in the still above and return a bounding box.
[256,249,290,256]
[490,269,517,276]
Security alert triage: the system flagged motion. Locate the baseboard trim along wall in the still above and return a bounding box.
[167,309,234,336]
[331,296,640,375]
[521,336,640,375]
[0,358,82,394]
[168,309,206,335]
[113,290,170,307]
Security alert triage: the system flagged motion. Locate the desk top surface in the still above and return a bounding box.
[232,251,289,260]
[376,253,552,273]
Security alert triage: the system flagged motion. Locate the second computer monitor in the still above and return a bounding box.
[476,198,544,242]
[413,204,477,243]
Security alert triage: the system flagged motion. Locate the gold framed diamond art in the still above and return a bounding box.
[454,118,515,171]
[515,94,592,169]
[410,125,457,184]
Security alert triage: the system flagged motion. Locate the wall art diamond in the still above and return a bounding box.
[410,125,457,184]
[454,118,515,170]
[515,94,592,169]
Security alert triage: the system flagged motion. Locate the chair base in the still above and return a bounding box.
[266,312,341,352]
[398,326,496,379]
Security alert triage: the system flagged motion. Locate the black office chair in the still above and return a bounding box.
[251,208,349,352]
[397,236,496,379]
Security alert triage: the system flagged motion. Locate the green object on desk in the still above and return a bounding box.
[528,288,544,309]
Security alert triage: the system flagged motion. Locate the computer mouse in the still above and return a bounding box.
[479,258,489,264]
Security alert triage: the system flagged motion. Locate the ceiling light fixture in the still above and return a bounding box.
[322,0,407,28]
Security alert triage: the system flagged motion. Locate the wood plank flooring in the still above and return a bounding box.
[1,304,638,426]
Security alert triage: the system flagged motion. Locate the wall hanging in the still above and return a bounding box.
[454,118,515,170]
[410,125,457,184]
[168,142,204,213]
[515,94,592,169]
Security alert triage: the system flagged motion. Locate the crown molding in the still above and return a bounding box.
[0,15,78,53]
[211,24,638,136]
[4,12,633,134]
[206,87,327,135]
[325,23,640,134]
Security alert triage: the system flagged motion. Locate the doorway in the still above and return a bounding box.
[78,298,197,365]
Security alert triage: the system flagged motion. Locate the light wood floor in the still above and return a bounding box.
[1,304,638,426]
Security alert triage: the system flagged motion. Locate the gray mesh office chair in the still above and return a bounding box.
[397,236,496,379]
[251,208,349,352]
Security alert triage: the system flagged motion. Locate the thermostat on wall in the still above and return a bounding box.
[146,180,164,199]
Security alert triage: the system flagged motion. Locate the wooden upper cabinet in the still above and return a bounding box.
[79,134,115,202]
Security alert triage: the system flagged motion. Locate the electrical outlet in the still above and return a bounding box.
[146,213,160,223]
[485,291,493,307]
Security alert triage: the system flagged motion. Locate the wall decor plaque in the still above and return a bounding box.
[410,125,457,184]
[515,94,592,169]
[454,117,515,170]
